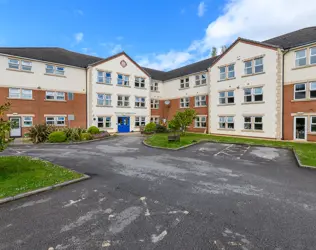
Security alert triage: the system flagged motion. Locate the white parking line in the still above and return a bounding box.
[214,144,234,157]
[214,144,251,159]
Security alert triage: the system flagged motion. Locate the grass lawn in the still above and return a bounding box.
[0,156,83,199]
[145,133,316,167]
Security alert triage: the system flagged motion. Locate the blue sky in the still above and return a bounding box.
[0,0,316,70]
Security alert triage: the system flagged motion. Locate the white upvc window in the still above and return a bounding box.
[244,60,252,75]
[135,77,145,88]
[97,93,111,106]
[219,66,226,80]
[117,74,129,86]
[295,49,307,67]
[45,91,65,101]
[135,97,146,108]
[46,65,65,75]
[310,47,316,65]
[9,88,32,99]
[180,78,189,89]
[254,58,264,73]
[219,91,234,104]
[244,87,263,102]
[135,116,146,127]
[195,116,207,128]
[22,116,33,127]
[227,64,235,78]
[151,82,159,91]
[310,82,316,99]
[311,116,316,133]
[195,74,207,86]
[151,99,159,109]
[45,116,65,126]
[294,83,306,100]
[195,95,207,107]
[8,59,32,71]
[117,95,130,107]
[219,116,234,129]
[150,117,160,124]
[180,97,190,108]
[97,117,111,128]
[97,71,111,84]
[244,116,263,130]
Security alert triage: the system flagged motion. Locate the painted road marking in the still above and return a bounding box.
[214,144,250,159]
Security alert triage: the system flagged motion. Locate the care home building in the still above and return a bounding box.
[1,26,316,142]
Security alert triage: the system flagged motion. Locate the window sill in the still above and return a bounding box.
[194,84,207,88]
[179,107,190,109]
[217,103,235,106]
[242,101,265,105]
[151,90,160,93]
[218,128,235,131]
[195,105,208,108]
[116,85,131,88]
[6,97,34,101]
[44,99,67,102]
[151,108,160,110]
[241,129,264,133]
[194,127,207,129]
[292,64,316,70]
[291,99,316,103]
[96,105,113,107]
[179,87,190,90]
[308,132,316,135]
[135,87,147,90]
[217,77,236,82]
[116,106,131,108]
[135,107,147,109]
[96,82,113,85]
[6,68,34,74]
[241,72,265,78]
[44,73,66,78]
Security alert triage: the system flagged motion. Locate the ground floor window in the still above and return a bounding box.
[311,116,316,132]
[22,116,33,127]
[98,117,111,128]
[243,116,263,130]
[195,116,207,128]
[150,117,160,124]
[46,116,65,126]
[135,116,146,127]
[219,116,234,129]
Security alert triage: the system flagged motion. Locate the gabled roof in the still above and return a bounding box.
[263,26,316,49]
[0,47,103,68]
[142,67,167,81]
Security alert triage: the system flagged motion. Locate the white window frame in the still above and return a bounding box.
[150,117,160,124]
[219,116,234,129]
[117,95,130,107]
[227,64,235,78]
[180,97,190,108]
[180,78,189,89]
[97,117,111,128]
[244,60,253,75]
[117,74,129,86]
[135,77,145,88]
[68,92,74,101]
[45,91,65,101]
[254,58,264,73]
[244,116,263,131]
[151,82,159,91]
[9,88,32,99]
[195,74,207,86]
[310,82,316,99]
[8,59,32,71]
[97,93,112,106]
[45,116,65,126]
[310,116,316,133]
[219,66,226,80]
[295,49,307,67]
[195,95,207,107]
[219,91,234,104]
[294,83,306,100]
[195,116,207,128]
[254,117,263,131]
[97,71,111,84]
[151,99,159,109]
[310,47,316,65]
[244,87,263,103]
[135,116,146,127]
[135,97,146,108]
[46,65,65,75]
[22,116,33,127]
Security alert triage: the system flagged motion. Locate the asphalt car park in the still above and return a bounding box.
[1,135,316,250]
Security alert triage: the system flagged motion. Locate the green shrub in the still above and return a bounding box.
[156,124,168,133]
[48,131,67,143]
[144,122,156,133]
[81,132,93,141]
[87,126,100,134]
[29,124,57,143]
[63,127,84,141]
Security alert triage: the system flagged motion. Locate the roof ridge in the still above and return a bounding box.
[263,26,316,43]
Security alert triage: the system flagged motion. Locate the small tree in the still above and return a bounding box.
[221,45,227,54]
[170,109,197,135]
[211,47,217,57]
[0,102,12,150]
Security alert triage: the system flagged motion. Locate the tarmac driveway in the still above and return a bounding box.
[1,135,316,250]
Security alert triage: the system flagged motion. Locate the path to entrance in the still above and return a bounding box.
[1,135,316,249]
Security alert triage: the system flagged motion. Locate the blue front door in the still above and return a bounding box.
[118,117,130,133]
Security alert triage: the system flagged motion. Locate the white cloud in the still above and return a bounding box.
[74,32,84,43]
[100,43,123,55]
[74,9,84,15]
[138,0,316,71]
[81,48,98,56]
[116,36,124,41]
[198,2,206,17]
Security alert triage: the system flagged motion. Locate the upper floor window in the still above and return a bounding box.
[195,95,207,107]
[151,82,159,91]
[135,97,146,108]
[98,117,111,128]
[68,92,74,101]
[135,77,145,88]
[151,99,159,109]
[310,82,316,98]
[180,78,189,89]
[97,71,111,84]
[244,61,252,75]
[135,116,146,127]
[195,74,207,86]
[219,91,234,104]
[45,91,65,101]
[310,47,316,65]
[219,116,234,129]
[46,65,65,75]
[254,58,263,73]
[294,83,306,99]
[244,87,263,102]
[180,97,190,108]
[46,116,65,126]
[97,93,112,106]
[9,88,32,99]
[244,116,263,130]
[8,59,32,71]
[219,64,235,80]
[195,116,207,128]
[244,57,264,75]
[295,49,307,67]
[117,74,129,86]
[227,64,235,78]
[117,95,130,107]
[219,66,226,80]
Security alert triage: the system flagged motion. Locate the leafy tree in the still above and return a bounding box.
[211,47,217,57]
[169,109,197,135]
[221,45,227,54]
[0,102,12,150]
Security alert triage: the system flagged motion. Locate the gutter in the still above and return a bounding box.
[281,49,290,140]
[85,67,88,129]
